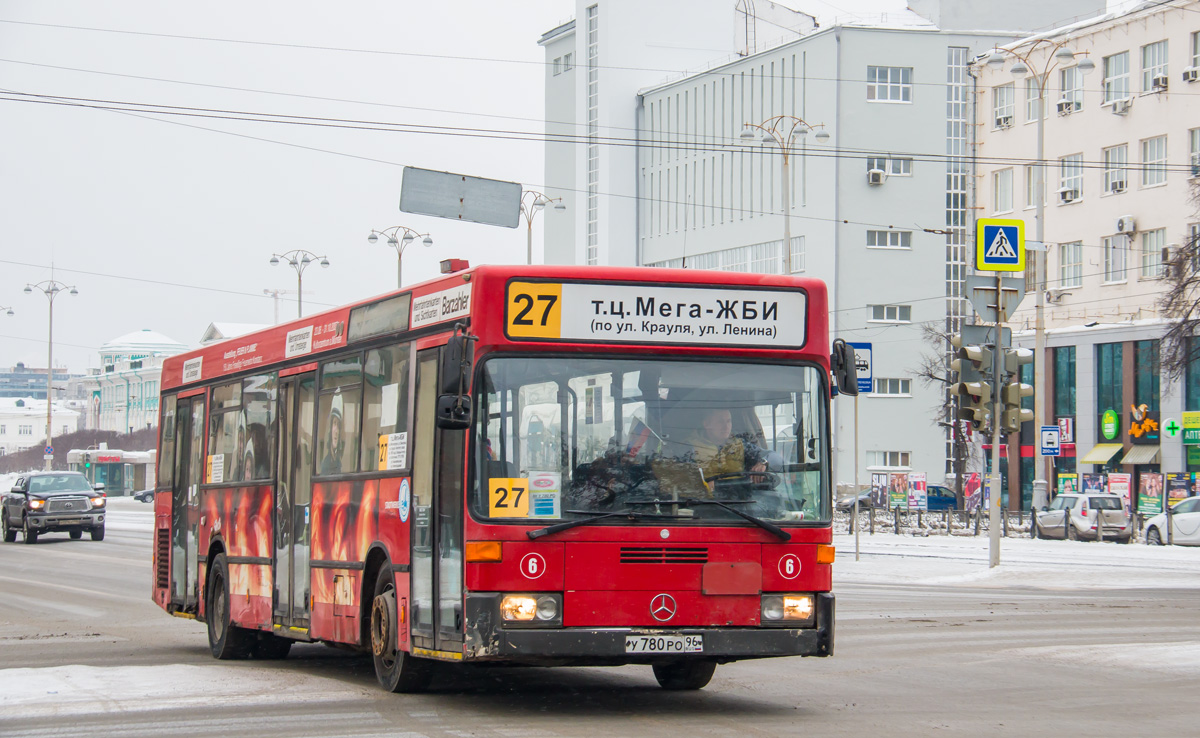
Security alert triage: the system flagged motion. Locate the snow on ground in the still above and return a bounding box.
[0,664,369,720]
[833,532,1200,590]
[1006,642,1200,676]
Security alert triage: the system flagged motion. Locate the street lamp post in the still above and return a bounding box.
[986,43,1094,520]
[519,189,565,265]
[367,226,433,288]
[740,115,830,275]
[269,250,329,318]
[24,279,78,471]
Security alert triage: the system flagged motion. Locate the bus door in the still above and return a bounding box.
[171,395,205,611]
[274,372,315,629]
[411,347,466,653]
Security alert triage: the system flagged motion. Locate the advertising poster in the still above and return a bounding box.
[870,473,889,508]
[1107,472,1132,512]
[1137,473,1164,515]
[888,473,909,510]
[907,472,928,511]
[1167,473,1191,504]
[964,473,982,512]
[1081,474,1106,495]
[1057,473,1078,497]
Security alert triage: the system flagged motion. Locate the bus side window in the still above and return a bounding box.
[317,355,363,475]
[207,381,243,483]
[361,344,411,471]
[158,396,177,488]
[242,373,277,481]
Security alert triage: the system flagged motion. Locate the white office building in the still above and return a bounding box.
[0,398,79,456]
[540,0,1104,487]
[70,329,187,433]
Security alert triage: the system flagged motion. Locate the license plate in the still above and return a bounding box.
[624,634,703,653]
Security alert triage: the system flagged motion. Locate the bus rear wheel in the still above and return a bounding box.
[371,565,431,693]
[207,553,254,659]
[652,660,717,690]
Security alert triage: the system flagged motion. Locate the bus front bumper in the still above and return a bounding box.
[463,592,834,665]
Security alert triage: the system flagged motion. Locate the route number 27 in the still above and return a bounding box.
[506,283,562,339]
[489,477,530,518]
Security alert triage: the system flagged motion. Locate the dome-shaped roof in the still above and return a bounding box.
[100,328,187,356]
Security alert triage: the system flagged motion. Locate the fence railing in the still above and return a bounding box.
[833,508,1033,537]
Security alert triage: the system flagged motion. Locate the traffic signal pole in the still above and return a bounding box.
[989,270,1004,568]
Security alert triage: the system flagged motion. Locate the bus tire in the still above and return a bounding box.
[652,660,717,690]
[370,565,430,693]
[207,553,254,660]
[251,633,293,660]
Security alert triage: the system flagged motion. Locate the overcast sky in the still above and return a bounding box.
[1,0,1124,373]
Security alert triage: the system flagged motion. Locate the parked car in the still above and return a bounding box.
[133,488,155,503]
[836,490,876,511]
[2,472,106,544]
[926,485,958,511]
[1144,497,1200,546]
[1032,493,1132,542]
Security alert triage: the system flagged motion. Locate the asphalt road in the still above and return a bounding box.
[1,500,1196,737]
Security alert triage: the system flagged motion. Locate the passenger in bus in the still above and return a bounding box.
[682,407,766,478]
[321,391,346,475]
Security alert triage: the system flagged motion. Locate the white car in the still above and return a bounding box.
[1144,497,1200,546]
[1032,493,1132,543]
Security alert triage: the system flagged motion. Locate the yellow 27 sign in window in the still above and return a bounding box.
[506,282,562,339]
[489,478,530,518]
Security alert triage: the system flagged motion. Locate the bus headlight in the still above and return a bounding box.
[762,594,815,625]
[499,593,562,625]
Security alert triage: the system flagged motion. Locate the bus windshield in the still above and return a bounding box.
[472,356,829,526]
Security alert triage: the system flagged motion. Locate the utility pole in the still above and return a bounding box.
[263,288,298,325]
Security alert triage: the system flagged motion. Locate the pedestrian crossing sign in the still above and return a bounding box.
[976,218,1025,272]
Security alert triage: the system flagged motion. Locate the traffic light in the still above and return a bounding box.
[84,452,91,470]
[1000,348,1034,434]
[950,332,995,432]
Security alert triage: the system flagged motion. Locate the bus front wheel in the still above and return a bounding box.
[207,553,254,659]
[371,565,431,693]
[652,660,717,690]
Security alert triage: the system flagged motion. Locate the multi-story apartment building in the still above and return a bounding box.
[541,0,1103,488]
[0,363,75,400]
[69,329,186,433]
[976,0,1200,508]
[0,397,79,456]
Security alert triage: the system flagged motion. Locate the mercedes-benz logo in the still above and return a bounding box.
[650,593,677,622]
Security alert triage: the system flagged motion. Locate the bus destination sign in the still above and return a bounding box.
[505,281,806,348]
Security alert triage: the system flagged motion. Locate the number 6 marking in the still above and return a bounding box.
[778,554,801,579]
[520,552,546,580]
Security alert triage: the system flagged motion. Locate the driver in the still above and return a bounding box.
[684,407,766,479]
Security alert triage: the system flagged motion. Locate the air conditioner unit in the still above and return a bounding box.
[1056,98,1074,115]
[867,168,885,185]
[1109,180,1126,194]
[1058,188,1080,203]
[1162,243,1180,264]
[1184,67,1200,83]
[995,115,1013,128]
[1152,74,1169,91]
[1115,215,1137,234]
[1111,98,1132,115]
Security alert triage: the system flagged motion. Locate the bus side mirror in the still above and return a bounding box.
[437,324,477,430]
[830,339,859,397]
[436,395,472,430]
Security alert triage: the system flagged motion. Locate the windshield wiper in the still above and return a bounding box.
[627,498,791,542]
[527,509,682,539]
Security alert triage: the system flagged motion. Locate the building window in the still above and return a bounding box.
[789,236,805,273]
[1103,236,1127,283]
[873,378,912,396]
[1059,241,1082,288]
[868,304,911,323]
[1054,346,1076,417]
[993,168,1013,213]
[888,158,912,176]
[1058,154,1083,201]
[867,450,911,469]
[1189,127,1200,177]
[585,5,599,265]
[992,83,1015,127]
[1193,31,1200,67]
[61,425,68,435]
[1024,165,1044,208]
[1097,343,1124,419]
[1141,228,1166,278]
[1135,339,1161,413]
[19,425,32,436]
[866,66,912,102]
[1103,51,1129,104]
[1024,77,1046,122]
[552,57,562,76]
[1141,40,1168,91]
[1141,135,1168,187]
[1059,66,1083,111]
[563,52,573,72]
[1188,337,1200,412]
[0,425,5,434]
[866,230,912,249]
[1103,145,1127,193]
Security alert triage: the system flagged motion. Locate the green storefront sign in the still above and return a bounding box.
[1101,409,1120,440]
[1183,411,1200,445]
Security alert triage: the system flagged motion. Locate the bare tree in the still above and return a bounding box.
[1159,182,1200,381]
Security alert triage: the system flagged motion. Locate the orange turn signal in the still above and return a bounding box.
[815,545,835,565]
[465,541,502,563]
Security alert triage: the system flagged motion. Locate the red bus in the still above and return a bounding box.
[153,264,855,691]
